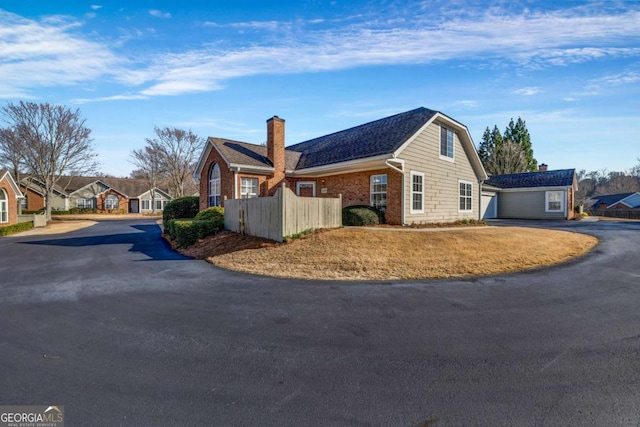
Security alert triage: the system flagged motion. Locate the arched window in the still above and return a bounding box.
[105,194,119,210]
[0,189,7,223]
[209,163,221,206]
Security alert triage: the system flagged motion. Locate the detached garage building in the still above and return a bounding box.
[482,168,577,220]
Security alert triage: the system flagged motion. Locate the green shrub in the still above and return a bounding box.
[194,207,225,229]
[342,205,383,226]
[166,219,219,248]
[0,221,34,236]
[163,196,200,228]
[68,207,97,214]
[21,209,45,214]
[51,210,71,215]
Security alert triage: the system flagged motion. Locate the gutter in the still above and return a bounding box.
[385,157,406,226]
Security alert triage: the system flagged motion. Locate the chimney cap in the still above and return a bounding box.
[267,115,285,122]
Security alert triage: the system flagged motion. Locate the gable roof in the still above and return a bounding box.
[288,107,438,169]
[485,169,576,189]
[22,175,171,199]
[194,107,487,181]
[591,192,639,208]
[211,138,301,171]
[0,170,24,198]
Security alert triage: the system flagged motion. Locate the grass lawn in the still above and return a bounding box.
[180,226,598,280]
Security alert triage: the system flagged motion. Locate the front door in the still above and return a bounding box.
[130,199,139,214]
[296,182,316,197]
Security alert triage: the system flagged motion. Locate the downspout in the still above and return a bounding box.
[233,168,239,199]
[385,158,405,226]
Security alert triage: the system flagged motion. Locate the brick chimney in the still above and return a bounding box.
[539,163,548,172]
[266,116,285,192]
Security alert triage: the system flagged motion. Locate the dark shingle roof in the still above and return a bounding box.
[590,193,635,207]
[485,169,576,189]
[211,138,301,171]
[52,176,169,197]
[287,107,438,169]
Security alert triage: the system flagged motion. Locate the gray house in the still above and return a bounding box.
[482,169,578,220]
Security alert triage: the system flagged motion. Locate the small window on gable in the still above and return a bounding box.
[546,191,564,212]
[440,125,454,160]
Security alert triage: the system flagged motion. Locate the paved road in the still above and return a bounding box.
[1,219,639,426]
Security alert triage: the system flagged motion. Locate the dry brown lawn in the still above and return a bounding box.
[180,226,598,280]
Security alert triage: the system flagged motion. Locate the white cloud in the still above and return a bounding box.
[149,10,171,19]
[91,5,102,10]
[512,87,541,96]
[0,11,122,98]
[71,94,148,104]
[451,100,479,108]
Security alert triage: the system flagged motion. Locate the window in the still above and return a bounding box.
[546,191,564,212]
[209,163,221,206]
[0,189,7,223]
[241,178,259,199]
[76,198,93,209]
[459,181,473,212]
[105,194,119,210]
[155,200,163,210]
[141,200,150,210]
[20,195,27,210]
[440,125,454,160]
[410,171,424,214]
[370,174,387,210]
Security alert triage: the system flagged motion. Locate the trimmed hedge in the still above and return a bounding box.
[166,219,219,248]
[342,205,384,226]
[163,196,200,227]
[22,209,45,214]
[0,221,34,236]
[194,207,224,228]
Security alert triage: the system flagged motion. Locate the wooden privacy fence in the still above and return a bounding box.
[224,184,342,242]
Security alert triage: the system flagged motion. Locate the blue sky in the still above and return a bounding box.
[1,0,638,177]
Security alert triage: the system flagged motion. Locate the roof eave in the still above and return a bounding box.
[289,154,392,178]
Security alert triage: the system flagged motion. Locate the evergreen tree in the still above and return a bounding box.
[478,127,493,164]
[503,117,537,171]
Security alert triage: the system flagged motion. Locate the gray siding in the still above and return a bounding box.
[398,120,480,223]
[139,191,172,213]
[498,190,566,219]
[70,182,109,208]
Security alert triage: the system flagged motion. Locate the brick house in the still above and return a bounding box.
[194,107,488,225]
[19,176,172,214]
[0,170,24,227]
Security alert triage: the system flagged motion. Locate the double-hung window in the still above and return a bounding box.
[141,200,150,210]
[459,181,473,212]
[76,198,93,209]
[370,174,387,210]
[546,191,564,212]
[440,126,454,160]
[241,178,259,199]
[410,171,424,214]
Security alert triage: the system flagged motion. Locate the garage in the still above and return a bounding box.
[481,191,498,219]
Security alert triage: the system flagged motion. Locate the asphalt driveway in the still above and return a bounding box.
[1,219,639,426]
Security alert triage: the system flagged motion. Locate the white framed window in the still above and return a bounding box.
[546,191,564,212]
[76,198,94,209]
[296,181,316,197]
[0,189,7,223]
[20,195,27,210]
[410,171,424,214]
[459,181,473,212]
[209,163,221,206]
[370,174,387,210]
[141,200,150,210]
[241,178,259,199]
[155,200,163,210]
[440,125,455,161]
[105,194,119,210]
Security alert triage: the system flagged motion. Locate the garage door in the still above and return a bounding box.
[481,192,498,219]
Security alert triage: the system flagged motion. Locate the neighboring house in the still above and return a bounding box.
[194,107,488,225]
[482,169,578,220]
[0,170,24,226]
[18,184,46,212]
[590,192,640,210]
[19,176,172,213]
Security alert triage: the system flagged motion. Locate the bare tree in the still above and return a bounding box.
[129,145,166,213]
[0,127,24,182]
[147,127,204,198]
[485,139,528,175]
[2,101,98,220]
